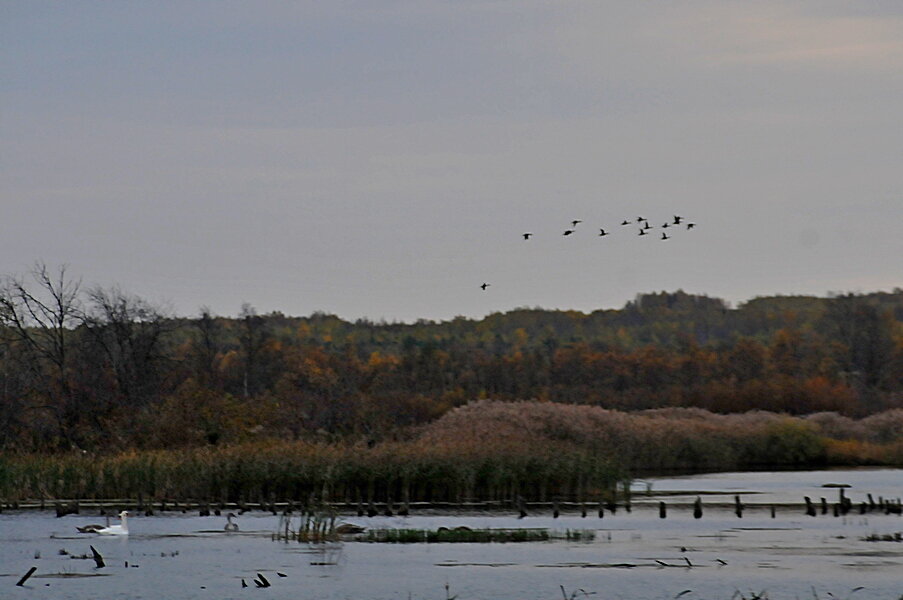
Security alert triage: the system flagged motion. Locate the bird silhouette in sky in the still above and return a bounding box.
[644,221,652,230]
[571,220,582,227]
[674,215,683,225]
[599,228,608,236]
[563,229,575,236]
[638,229,648,236]
[523,232,533,240]
[636,217,646,223]
[621,219,631,226]
[480,283,490,290]
[661,232,670,240]
[662,222,670,228]
[687,223,696,230]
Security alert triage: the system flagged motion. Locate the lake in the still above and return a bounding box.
[1,468,901,599]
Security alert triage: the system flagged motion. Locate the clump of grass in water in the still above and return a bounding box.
[361,528,594,543]
[274,502,339,543]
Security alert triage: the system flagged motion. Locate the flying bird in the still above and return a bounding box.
[599,229,608,236]
[662,223,670,228]
[644,221,652,230]
[636,217,646,223]
[686,223,696,230]
[480,283,490,290]
[563,229,575,236]
[621,220,631,226]
[661,232,670,240]
[522,232,533,240]
[673,215,683,225]
[571,220,582,227]
[638,229,648,236]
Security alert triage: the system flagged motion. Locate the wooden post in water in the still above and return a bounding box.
[770,504,776,518]
[16,567,37,587]
[90,545,105,568]
[693,497,703,519]
[804,496,816,517]
[552,499,560,519]
[597,500,604,519]
[659,501,667,519]
[820,497,828,515]
[734,495,743,518]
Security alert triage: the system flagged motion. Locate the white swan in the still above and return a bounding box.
[224,512,239,531]
[96,510,129,535]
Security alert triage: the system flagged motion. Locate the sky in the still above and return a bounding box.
[2,1,901,322]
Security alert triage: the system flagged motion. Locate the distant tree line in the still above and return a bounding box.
[1,263,901,453]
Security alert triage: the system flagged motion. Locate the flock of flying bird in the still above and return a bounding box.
[480,214,697,291]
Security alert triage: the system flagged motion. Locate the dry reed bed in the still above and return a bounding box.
[1,403,901,504]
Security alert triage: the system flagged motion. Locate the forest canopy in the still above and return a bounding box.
[1,263,901,454]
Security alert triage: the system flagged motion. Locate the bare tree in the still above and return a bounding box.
[192,306,223,388]
[239,302,267,398]
[81,286,173,407]
[0,262,82,446]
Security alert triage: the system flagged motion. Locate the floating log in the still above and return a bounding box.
[16,566,37,587]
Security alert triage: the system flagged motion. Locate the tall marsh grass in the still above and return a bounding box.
[0,436,624,504]
[2,402,900,503]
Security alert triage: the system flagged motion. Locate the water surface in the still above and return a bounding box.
[1,469,901,599]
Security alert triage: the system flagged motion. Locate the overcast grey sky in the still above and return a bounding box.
[2,1,901,322]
